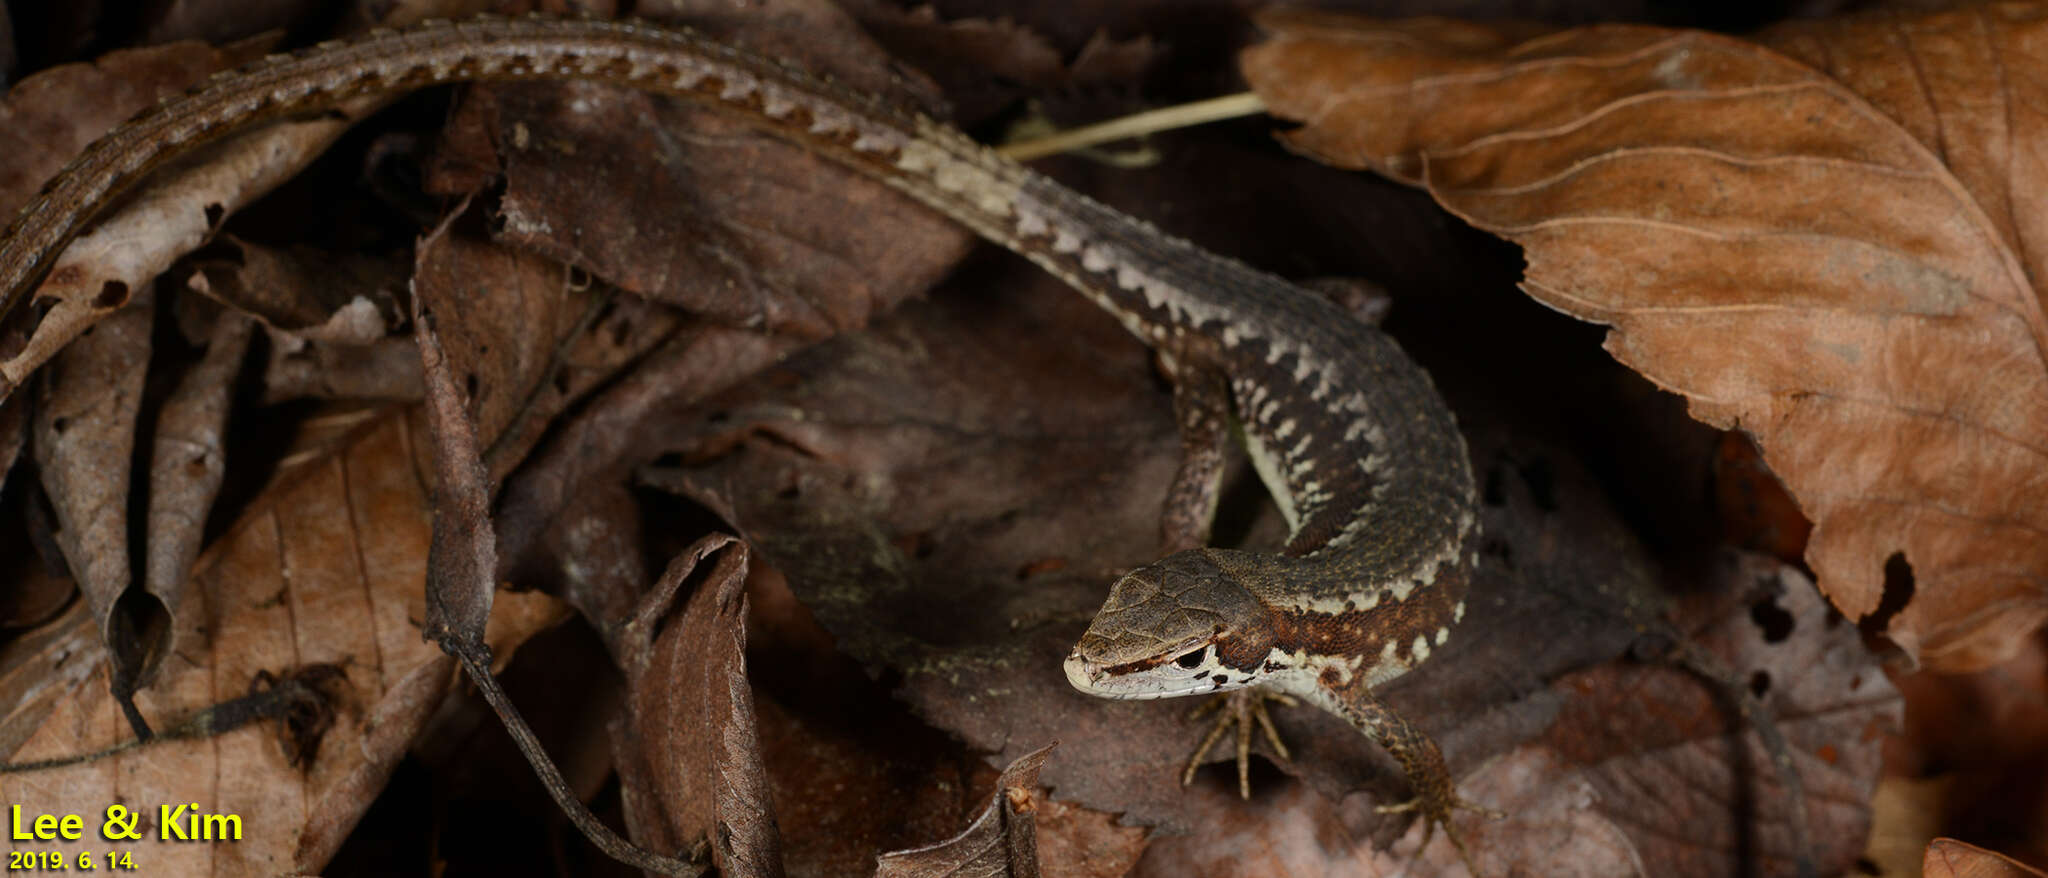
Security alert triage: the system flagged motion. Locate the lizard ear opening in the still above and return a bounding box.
[1174,647,1209,669]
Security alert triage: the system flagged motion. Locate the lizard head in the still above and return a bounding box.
[1063,548,1275,700]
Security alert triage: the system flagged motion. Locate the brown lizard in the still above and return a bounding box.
[0,13,1485,857]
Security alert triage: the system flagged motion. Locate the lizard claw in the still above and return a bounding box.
[1377,791,1500,874]
[1181,688,1297,798]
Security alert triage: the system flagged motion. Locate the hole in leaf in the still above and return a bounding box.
[1749,597,1794,643]
[94,280,129,309]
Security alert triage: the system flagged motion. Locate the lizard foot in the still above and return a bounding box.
[1181,687,1298,798]
[1378,791,1501,873]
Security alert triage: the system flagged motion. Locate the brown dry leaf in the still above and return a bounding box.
[1242,4,2048,671]
[33,296,156,690]
[0,405,567,874]
[0,41,252,217]
[411,214,680,483]
[142,309,255,677]
[1713,431,1812,564]
[451,0,971,342]
[179,236,426,404]
[1927,838,2048,878]
[611,534,779,874]
[183,236,406,337]
[874,742,1056,878]
[492,325,802,579]
[854,5,1067,125]
[0,23,414,401]
[732,558,1143,877]
[1525,554,1897,877]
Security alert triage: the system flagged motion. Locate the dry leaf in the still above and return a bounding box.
[143,310,255,669]
[1242,4,2048,671]
[1926,838,2048,878]
[410,217,679,483]
[182,236,406,338]
[728,559,1134,876]
[1530,554,1897,877]
[138,0,329,46]
[456,1,970,342]
[0,32,394,399]
[415,291,497,655]
[33,296,156,691]
[611,534,780,874]
[874,742,1056,878]
[0,406,565,874]
[1713,431,1812,564]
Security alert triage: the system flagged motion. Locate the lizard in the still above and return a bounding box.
[0,14,1485,855]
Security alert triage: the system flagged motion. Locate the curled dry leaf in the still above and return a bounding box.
[1242,5,2048,671]
[0,406,565,875]
[612,534,781,875]
[415,292,496,654]
[182,236,405,338]
[874,742,1056,878]
[0,21,419,402]
[33,297,156,688]
[143,309,256,670]
[1925,838,2048,878]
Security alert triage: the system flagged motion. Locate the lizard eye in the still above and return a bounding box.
[1174,647,1208,670]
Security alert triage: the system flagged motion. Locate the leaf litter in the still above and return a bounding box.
[0,0,2022,873]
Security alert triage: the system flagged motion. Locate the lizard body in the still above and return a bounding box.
[0,14,1480,845]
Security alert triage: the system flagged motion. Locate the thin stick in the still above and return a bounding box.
[457,648,706,876]
[998,92,1268,161]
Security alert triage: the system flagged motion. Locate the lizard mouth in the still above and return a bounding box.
[1063,643,1224,700]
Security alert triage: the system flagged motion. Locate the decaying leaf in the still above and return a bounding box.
[143,309,255,672]
[1533,553,1896,877]
[410,216,678,483]
[872,740,1056,875]
[447,3,971,342]
[874,742,1056,878]
[0,406,566,874]
[0,46,393,398]
[33,296,157,698]
[1926,838,2048,878]
[612,534,780,874]
[1242,4,2048,671]
[182,236,405,338]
